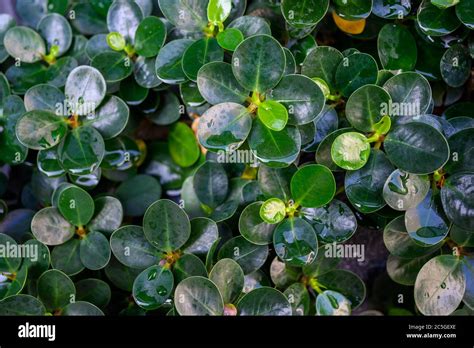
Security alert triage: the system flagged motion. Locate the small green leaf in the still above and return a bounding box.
[260,198,286,224]
[207,0,232,24]
[258,100,288,131]
[216,28,244,51]
[143,199,191,252]
[132,265,174,310]
[134,16,166,58]
[106,32,125,51]
[331,132,371,171]
[291,164,336,208]
[316,290,351,316]
[169,122,200,168]
[53,183,95,226]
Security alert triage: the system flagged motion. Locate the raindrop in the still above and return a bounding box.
[156,286,168,296]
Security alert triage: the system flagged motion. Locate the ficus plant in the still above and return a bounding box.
[0,0,473,318]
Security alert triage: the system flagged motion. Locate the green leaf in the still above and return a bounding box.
[239,201,276,245]
[345,84,391,132]
[281,0,329,28]
[110,225,158,269]
[193,161,229,208]
[182,38,224,82]
[24,84,65,112]
[135,16,166,58]
[106,32,125,51]
[76,278,111,308]
[232,35,285,93]
[237,287,292,315]
[180,81,205,107]
[155,39,193,84]
[301,46,343,92]
[331,132,370,171]
[228,15,271,38]
[197,62,249,105]
[134,56,162,88]
[174,276,224,315]
[273,217,318,267]
[37,269,75,312]
[31,207,75,246]
[260,198,286,224]
[216,28,243,51]
[258,164,296,202]
[445,128,474,174]
[57,126,105,176]
[116,174,162,217]
[22,239,50,279]
[441,173,474,230]
[0,295,46,316]
[440,44,471,88]
[62,301,104,316]
[65,66,106,116]
[377,24,417,71]
[86,95,129,140]
[208,0,232,24]
[455,0,474,29]
[51,238,84,275]
[414,255,465,315]
[317,269,366,309]
[417,1,460,36]
[91,51,132,83]
[106,0,143,44]
[333,0,372,20]
[291,164,336,208]
[104,256,142,292]
[158,0,208,32]
[209,258,244,304]
[53,183,94,226]
[132,265,174,310]
[271,74,325,126]
[182,217,219,256]
[218,236,268,274]
[87,196,123,235]
[387,253,435,286]
[345,149,394,213]
[4,26,45,63]
[169,122,200,168]
[405,190,449,246]
[335,53,378,97]
[143,199,191,252]
[384,122,449,174]
[0,234,21,272]
[372,0,411,19]
[284,282,311,315]
[37,13,72,56]
[301,199,357,243]
[16,110,67,151]
[248,119,301,167]
[383,169,430,211]
[80,231,111,270]
[258,100,288,131]
[316,290,351,315]
[173,253,207,283]
[147,92,181,125]
[70,3,107,35]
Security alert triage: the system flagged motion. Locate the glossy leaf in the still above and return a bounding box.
[132,265,173,310]
[384,122,449,174]
[237,287,292,316]
[414,255,465,315]
[174,276,224,315]
[31,207,75,246]
[4,26,45,63]
[232,35,285,93]
[143,199,191,252]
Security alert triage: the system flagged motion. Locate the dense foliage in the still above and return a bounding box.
[0,0,472,316]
